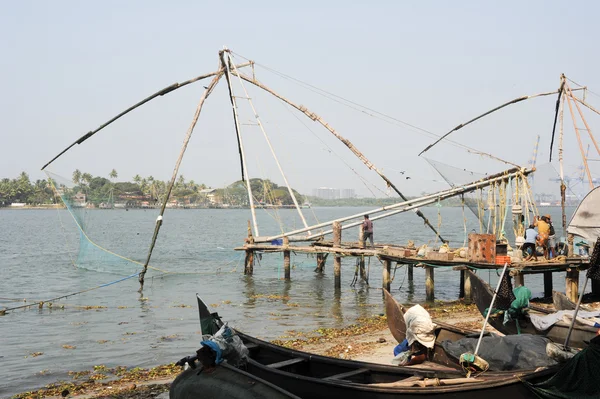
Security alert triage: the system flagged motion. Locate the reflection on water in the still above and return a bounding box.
[0,206,584,396]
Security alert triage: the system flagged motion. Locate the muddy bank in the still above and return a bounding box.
[12,301,488,399]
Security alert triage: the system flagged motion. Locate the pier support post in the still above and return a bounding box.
[315,253,327,273]
[566,268,579,303]
[244,220,254,275]
[244,250,254,275]
[283,236,291,280]
[408,264,414,283]
[514,272,525,287]
[567,233,574,256]
[425,266,435,302]
[543,271,553,298]
[383,259,392,292]
[333,221,342,289]
[459,269,472,304]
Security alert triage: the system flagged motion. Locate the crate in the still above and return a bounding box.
[495,255,511,265]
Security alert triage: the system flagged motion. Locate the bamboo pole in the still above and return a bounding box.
[245,221,254,275]
[220,50,260,236]
[558,88,568,234]
[419,89,566,157]
[229,61,311,233]
[333,221,342,289]
[565,82,600,157]
[138,71,223,291]
[564,93,594,190]
[41,63,252,171]
[232,70,447,243]
[256,167,533,243]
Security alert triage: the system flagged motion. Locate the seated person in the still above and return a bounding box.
[522,224,538,261]
[534,216,550,258]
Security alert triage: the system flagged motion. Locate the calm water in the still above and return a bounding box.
[0,206,581,397]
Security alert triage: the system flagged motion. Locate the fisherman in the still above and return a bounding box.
[534,216,550,258]
[545,215,556,258]
[362,214,374,248]
[523,224,539,261]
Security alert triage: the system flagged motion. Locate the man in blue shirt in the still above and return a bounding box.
[522,224,539,261]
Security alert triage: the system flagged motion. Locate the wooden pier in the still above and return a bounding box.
[236,223,594,303]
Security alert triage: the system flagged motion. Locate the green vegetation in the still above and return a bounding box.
[0,171,304,208]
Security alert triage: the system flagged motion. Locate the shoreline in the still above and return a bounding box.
[11,301,489,399]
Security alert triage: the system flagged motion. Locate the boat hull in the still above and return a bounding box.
[467,270,596,347]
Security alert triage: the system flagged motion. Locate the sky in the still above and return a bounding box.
[2,0,600,197]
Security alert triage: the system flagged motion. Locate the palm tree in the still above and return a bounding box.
[81,173,93,187]
[72,169,82,185]
[109,169,118,182]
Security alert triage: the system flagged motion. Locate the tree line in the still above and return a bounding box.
[0,170,304,207]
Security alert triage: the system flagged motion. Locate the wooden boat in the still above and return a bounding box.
[171,295,561,399]
[468,270,597,347]
[552,290,594,312]
[170,360,300,399]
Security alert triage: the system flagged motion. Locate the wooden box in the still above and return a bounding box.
[427,251,454,261]
[468,233,496,263]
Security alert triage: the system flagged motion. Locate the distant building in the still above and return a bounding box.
[312,187,355,199]
[340,189,356,199]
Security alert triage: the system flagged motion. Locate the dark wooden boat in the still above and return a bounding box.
[170,360,300,399]
[468,270,596,347]
[171,295,561,399]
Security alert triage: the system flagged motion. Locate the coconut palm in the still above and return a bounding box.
[109,169,118,181]
[72,169,82,185]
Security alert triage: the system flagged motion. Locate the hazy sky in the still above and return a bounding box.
[2,1,599,197]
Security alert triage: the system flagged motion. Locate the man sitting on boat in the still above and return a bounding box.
[534,216,550,258]
[523,224,539,261]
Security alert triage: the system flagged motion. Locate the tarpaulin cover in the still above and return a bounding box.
[441,334,557,371]
[567,186,600,244]
[525,336,600,398]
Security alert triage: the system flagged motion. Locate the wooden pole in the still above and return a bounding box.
[425,266,435,302]
[333,221,342,289]
[245,220,254,275]
[566,268,579,303]
[383,259,392,292]
[283,236,291,280]
[233,70,448,243]
[220,50,260,236]
[567,233,574,256]
[544,271,553,298]
[408,264,414,283]
[138,71,223,292]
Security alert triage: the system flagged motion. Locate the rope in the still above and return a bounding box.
[231,51,513,158]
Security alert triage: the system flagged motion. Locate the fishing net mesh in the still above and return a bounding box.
[45,171,163,277]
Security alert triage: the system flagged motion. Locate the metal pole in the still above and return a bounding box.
[563,277,589,349]
[474,263,509,356]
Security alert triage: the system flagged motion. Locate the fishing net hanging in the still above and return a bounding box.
[45,171,164,277]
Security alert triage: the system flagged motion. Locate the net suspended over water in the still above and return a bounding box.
[46,171,167,277]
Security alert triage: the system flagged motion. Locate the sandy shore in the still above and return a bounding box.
[12,302,493,399]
